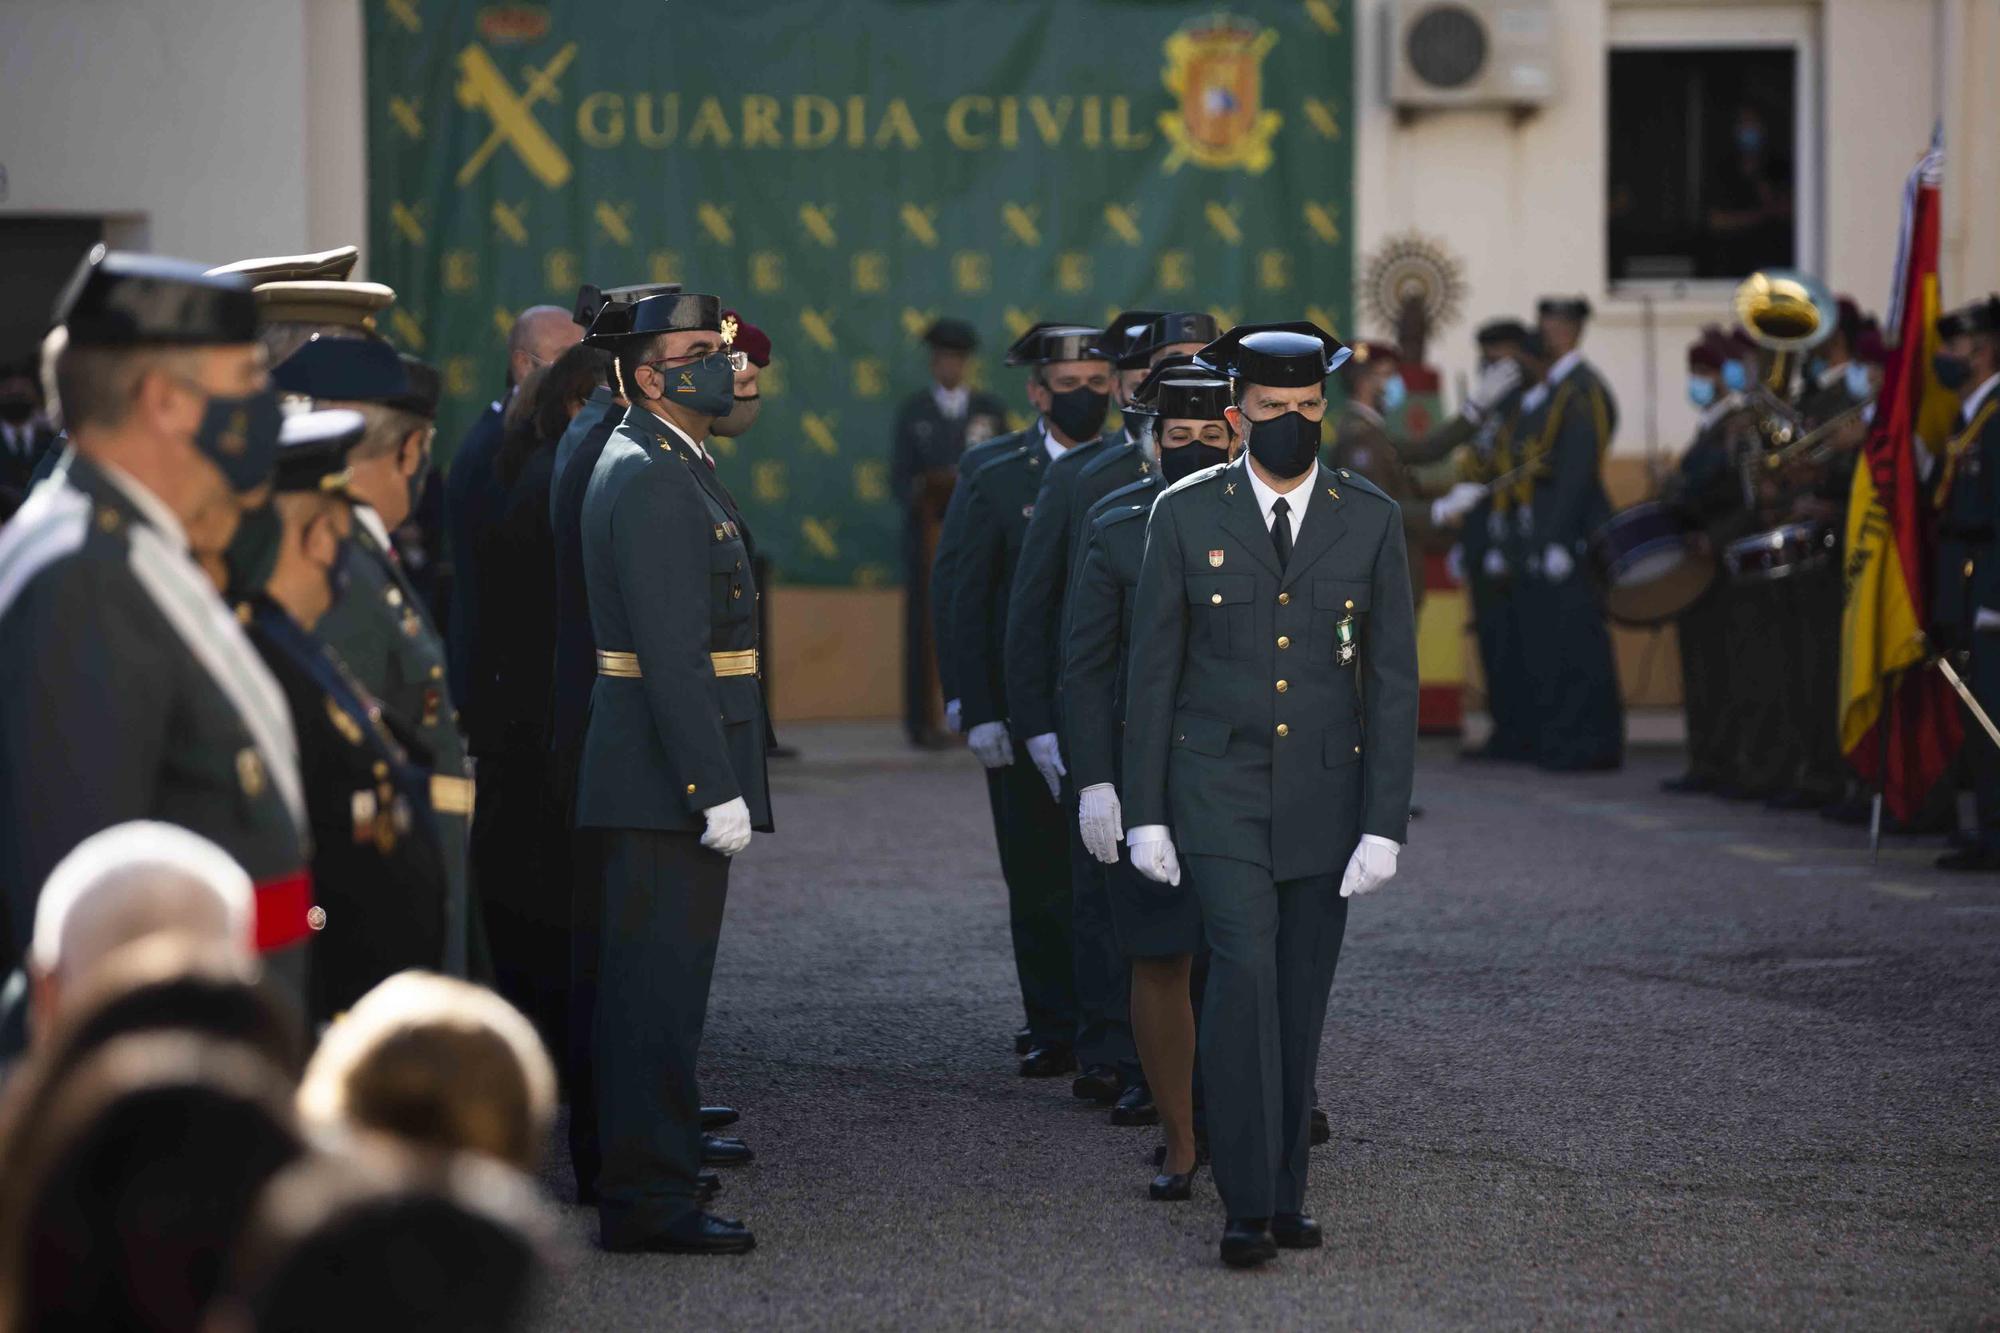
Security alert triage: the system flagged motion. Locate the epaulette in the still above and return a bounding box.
[1077,440,1139,479]
[970,436,1040,482]
[1095,500,1151,531]
[1326,466,1395,505]
[1157,461,1229,498]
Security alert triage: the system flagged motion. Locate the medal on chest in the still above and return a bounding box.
[1336,614,1358,666]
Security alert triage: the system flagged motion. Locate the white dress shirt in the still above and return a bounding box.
[932,383,970,420]
[1041,422,1064,463]
[1962,371,2000,429]
[1244,458,1315,532]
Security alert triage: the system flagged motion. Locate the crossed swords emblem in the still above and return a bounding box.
[455,42,577,190]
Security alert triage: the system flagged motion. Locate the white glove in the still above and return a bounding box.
[1339,834,1400,898]
[1445,543,1466,587]
[1482,546,1508,579]
[1126,824,1181,887]
[967,721,1014,769]
[944,698,963,734]
[1465,358,1524,417]
[1543,543,1575,583]
[1078,783,1124,864]
[700,797,753,857]
[1974,607,2000,632]
[1025,732,1066,801]
[1486,509,1508,542]
[1428,481,1487,527]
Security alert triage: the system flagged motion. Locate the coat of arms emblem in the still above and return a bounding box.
[1159,17,1283,175]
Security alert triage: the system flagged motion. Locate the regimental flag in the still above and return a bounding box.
[1838,128,1961,817]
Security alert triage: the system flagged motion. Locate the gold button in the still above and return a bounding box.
[1276,723,1290,737]
[686,783,697,794]
[1278,592,1291,605]
[1276,680,1289,693]
[1354,745,1362,754]
[430,664,443,680]
[1345,599,1355,610]
[306,906,327,931]
[386,588,403,607]
[1966,560,1976,578]
[372,761,388,779]
[1277,636,1290,649]
[1211,592,1222,605]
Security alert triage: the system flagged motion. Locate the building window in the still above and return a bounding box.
[1607,48,1798,283]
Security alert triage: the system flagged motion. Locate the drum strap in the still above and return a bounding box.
[1933,399,1997,509]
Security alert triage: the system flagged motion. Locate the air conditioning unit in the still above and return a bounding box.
[1384,0,1557,112]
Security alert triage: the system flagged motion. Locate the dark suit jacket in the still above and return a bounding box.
[1062,475,1159,791]
[549,396,624,770]
[891,387,1009,514]
[488,444,559,754]
[949,439,1052,730]
[928,427,1032,704]
[1003,435,1110,738]
[1121,457,1418,880]
[575,409,772,834]
[444,400,505,739]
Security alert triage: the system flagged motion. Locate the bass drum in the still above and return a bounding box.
[1723,523,1838,581]
[1586,502,1719,626]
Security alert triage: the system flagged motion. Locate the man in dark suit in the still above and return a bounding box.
[1122,322,1418,1268]
[0,249,310,987]
[1931,294,2000,870]
[892,318,1008,746]
[0,363,57,511]
[575,291,770,1255]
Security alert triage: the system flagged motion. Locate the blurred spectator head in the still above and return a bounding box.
[1474,318,1531,366]
[0,1033,302,1333]
[0,361,43,427]
[1339,340,1401,404]
[506,304,582,391]
[1535,296,1592,358]
[297,972,555,1171]
[28,820,254,1043]
[923,317,978,389]
[213,1148,549,1333]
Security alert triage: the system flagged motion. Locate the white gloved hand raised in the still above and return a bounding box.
[1025,732,1066,801]
[1482,546,1509,579]
[1078,783,1124,864]
[966,721,1014,769]
[1429,481,1488,527]
[700,796,753,857]
[1543,543,1575,583]
[1465,357,1524,418]
[1339,833,1400,898]
[1126,824,1182,886]
[944,698,963,734]
[1445,543,1466,587]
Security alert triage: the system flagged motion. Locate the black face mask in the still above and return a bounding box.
[1244,411,1322,480]
[1045,385,1109,443]
[1934,353,1974,392]
[223,503,282,597]
[0,396,33,426]
[1160,440,1230,486]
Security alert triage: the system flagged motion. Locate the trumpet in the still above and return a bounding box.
[1761,397,1875,470]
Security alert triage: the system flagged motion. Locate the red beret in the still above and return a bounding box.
[721,309,771,367]
[1851,322,1888,366]
[1347,340,1400,366]
[1687,339,1724,372]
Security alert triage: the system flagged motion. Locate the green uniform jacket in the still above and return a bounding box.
[1522,370,1616,555]
[1003,434,1111,738]
[929,427,1033,705]
[575,408,772,834]
[949,437,1053,730]
[1122,457,1418,880]
[0,455,307,962]
[1063,474,1160,792]
[316,509,474,974]
[1326,404,1443,608]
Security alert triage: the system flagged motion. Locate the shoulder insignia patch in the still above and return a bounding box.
[326,696,364,746]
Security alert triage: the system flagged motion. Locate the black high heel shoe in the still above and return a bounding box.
[1149,1157,1200,1201]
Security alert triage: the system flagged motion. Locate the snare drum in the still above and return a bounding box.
[1586,502,1719,626]
[1723,523,1837,581]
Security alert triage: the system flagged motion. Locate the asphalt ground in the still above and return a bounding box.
[530,723,2000,1330]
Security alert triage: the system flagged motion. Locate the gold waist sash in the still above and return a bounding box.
[596,648,759,679]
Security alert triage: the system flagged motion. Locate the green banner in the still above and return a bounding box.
[365,0,1354,586]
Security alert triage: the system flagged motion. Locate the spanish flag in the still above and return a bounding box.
[1838,130,1961,818]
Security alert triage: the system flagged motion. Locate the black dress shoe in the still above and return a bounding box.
[1152,1139,1209,1167]
[1071,1063,1121,1103]
[1220,1218,1277,1269]
[1310,1106,1330,1146]
[602,1211,755,1256]
[699,1170,722,1203]
[1936,846,2000,872]
[1661,772,1715,794]
[1014,1026,1032,1056]
[1018,1043,1077,1077]
[700,1105,739,1130]
[1149,1161,1198,1201]
[702,1133,755,1166]
[1110,1082,1158,1126]
[1271,1212,1323,1248]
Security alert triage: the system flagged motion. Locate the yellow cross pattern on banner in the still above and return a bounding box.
[1304,0,1340,34]
[1258,249,1291,290]
[1002,308,1040,338]
[853,460,889,502]
[390,201,427,245]
[899,203,939,247]
[799,309,837,350]
[491,201,528,244]
[1001,203,1041,246]
[799,204,838,247]
[454,43,577,189]
[900,308,936,341]
[953,252,990,294]
[851,252,888,294]
[800,517,840,559]
[1103,203,1142,246]
[1158,250,1191,290]
[752,460,787,503]
[594,201,635,245]
[388,95,424,139]
[697,203,735,245]
[491,306,514,340]
[1209,306,1239,330]
[648,250,679,283]
[750,251,784,293]
[1305,305,1342,337]
[1303,200,1341,243]
[385,0,421,34]
[389,308,425,350]
[801,412,840,454]
[442,250,476,291]
[852,359,886,397]
[1204,201,1243,244]
[1057,252,1091,292]
[1302,97,1340,139]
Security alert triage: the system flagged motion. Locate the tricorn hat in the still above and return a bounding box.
[272,408,368,493]
[1195,321,1350,387]
[55,246,259,348]
[272,334,413,404]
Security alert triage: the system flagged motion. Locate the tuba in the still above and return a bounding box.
[1730,268,1838,456]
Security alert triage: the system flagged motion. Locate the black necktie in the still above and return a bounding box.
[1271,497,1293,570]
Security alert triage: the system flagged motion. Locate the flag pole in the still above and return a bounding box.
[1870,672,1895,861]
